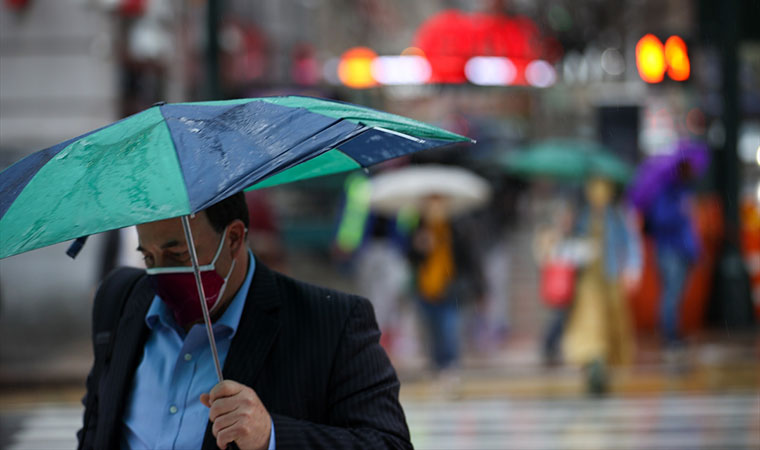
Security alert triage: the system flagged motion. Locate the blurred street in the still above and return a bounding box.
[5,393,758,450]
[2,350,758,449]
[2,0,760,449]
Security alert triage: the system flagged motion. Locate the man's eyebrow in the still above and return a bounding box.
[135,240,184,252]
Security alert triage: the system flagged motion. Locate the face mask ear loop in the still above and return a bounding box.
[209,227,228,266]
[208,258,236,316]
[207,224,243,316]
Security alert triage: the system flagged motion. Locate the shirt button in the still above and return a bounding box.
[184,353,192,361]
[169,405,178,414]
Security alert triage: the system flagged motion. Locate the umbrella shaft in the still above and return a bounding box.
[181,215,225,383]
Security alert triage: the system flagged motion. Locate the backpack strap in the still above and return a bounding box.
[78,267,146,450]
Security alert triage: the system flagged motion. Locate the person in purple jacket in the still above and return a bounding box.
[645,161,700,347]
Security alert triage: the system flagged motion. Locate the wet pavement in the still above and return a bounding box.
[2,338,759,450]
[2,390,758,449]
[404,393,760,450]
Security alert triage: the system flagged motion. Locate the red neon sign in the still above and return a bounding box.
[413,10,560,84]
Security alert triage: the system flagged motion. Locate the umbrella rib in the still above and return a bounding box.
[372,126,426,144]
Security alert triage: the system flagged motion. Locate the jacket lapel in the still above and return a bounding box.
[95,277,154,449]
[222,263,281,383]
[202,261,281,450]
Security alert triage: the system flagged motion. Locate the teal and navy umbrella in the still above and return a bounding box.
[0,96,469,259]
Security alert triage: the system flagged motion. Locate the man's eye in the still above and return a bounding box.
[170,251,189,261]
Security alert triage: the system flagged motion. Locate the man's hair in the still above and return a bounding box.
[204,192,250,233]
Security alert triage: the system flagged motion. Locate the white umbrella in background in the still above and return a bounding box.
[369,165,491,216]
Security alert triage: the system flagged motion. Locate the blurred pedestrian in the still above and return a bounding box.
[644,160,700,347]
[533,197,577,366]
[630,141,707,348]
[562,176,642,395]
[356,217,409,355]
[332,174,410,355]
[408,195,481,376]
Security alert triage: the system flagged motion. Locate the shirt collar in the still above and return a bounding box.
[146,250,256,338]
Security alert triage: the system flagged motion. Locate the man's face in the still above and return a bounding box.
[136,213,224,271]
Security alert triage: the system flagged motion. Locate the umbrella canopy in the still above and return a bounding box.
[628,139,709,210]
[501,138,632,184]
[369,165,491,216]
[0,96,469,259]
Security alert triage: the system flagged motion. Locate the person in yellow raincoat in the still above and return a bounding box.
[408,195,483,374]
[562,176,642,395]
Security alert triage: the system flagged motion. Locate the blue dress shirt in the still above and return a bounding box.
[122,251,275,449]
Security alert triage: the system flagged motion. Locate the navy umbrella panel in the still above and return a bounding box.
[154,100,459,212]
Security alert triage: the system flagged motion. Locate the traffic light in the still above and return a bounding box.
[635,34,690,83]
[635,34,666,83]
[664,36,690,81]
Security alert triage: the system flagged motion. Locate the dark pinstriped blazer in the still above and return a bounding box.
[78,260,412,449]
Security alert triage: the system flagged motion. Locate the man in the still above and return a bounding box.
[77,192,412,449]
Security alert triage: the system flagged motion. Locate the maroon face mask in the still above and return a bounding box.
[146,229,235,327]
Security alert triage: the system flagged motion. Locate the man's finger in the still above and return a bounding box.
[209,380,244,403]
[200,393,211,408]
[211,411,239,437]
[208,397,241,423]
[216,426,239,450]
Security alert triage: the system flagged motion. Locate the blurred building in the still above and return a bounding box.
[0,0,119,165]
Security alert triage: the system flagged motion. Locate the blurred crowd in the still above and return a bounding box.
[315,138,759,395]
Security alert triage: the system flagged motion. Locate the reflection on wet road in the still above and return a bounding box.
[404,393,760,449]
[1,392,758,450]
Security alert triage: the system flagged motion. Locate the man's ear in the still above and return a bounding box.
[227,220,247,257]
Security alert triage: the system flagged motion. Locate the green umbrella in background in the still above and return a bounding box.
[501,138,632,184]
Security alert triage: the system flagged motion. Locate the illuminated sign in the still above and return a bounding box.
[413,9,560,85]
[338,47,378,89]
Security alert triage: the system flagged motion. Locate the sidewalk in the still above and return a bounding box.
[397,332,759,400]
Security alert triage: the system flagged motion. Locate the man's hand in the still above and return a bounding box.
[200,380,271,450]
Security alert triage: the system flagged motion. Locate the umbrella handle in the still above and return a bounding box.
[183,216,242,450]
[181,215,225,383]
